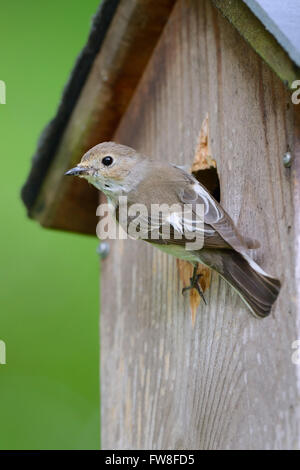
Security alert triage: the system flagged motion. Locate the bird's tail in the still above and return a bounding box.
[219,251,281,318]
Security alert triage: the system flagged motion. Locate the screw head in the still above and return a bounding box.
[283,152,292,168]
[96,242,110,260]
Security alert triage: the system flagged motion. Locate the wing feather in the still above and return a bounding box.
[118,164,257,253]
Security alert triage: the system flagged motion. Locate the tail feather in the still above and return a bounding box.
[220,251,281,318]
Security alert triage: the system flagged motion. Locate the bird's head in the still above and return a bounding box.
[65,141,146,195]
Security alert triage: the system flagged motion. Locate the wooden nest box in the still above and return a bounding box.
[22,0,300,450]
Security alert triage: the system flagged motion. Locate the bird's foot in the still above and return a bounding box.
[182,266,207,304]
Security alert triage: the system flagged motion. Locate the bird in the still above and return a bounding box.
[65,141,281,318]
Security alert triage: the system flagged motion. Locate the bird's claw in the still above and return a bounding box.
[182,271,207,304]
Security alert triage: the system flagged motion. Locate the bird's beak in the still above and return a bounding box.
[65,166,90,176]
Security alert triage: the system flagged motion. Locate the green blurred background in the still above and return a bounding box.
[0,0,100,449]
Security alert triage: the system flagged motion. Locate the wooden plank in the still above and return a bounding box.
[244,0,300,67]
[101,0,300,449]
[212,0,300,89]
[293,106,300,426]
[30,0,175,233]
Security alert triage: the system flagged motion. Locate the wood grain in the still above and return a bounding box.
[101,0,300,449]
[212,0,300,89]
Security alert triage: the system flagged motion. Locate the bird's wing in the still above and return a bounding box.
[121,164,257,252]
[174,167,252,253]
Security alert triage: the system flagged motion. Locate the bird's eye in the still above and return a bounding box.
[102,156,114,166]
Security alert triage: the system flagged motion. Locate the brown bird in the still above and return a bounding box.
[66,142,281,318]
